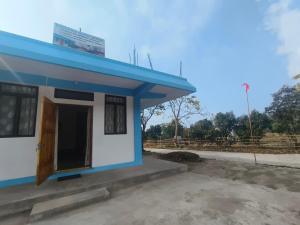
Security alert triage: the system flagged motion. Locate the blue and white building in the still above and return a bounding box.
[0,30,196,188]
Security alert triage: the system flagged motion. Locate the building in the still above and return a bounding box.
[0,30,196,188]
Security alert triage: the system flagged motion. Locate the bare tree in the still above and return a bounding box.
[141,105,165,149]
[168,95,201,143]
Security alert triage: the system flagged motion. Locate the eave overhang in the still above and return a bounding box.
[0,30,196,108]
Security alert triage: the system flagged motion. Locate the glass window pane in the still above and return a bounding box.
[0,83,38,137]
[0,83,36,95]
[105,104,115,134]
[116,105,126,133]
[18,97,36,136]
[105,95,126,134]
[0,95,17,136]
[106,95,125,104]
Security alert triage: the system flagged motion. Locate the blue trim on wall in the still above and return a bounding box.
[0,69,134,96]
[133,96,143,164]
[0,30,196,93]
[50,160,142,179]
[0,176,36,188]
[47,77,133,96]
[0,160,143,189]
[0,70,47,86]
[0,69,169,100]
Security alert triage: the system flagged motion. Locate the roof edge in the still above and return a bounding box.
[0,30,197,93]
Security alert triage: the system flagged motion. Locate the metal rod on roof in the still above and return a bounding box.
[133,45,136,65]
[179,61,182,77]
[129,53,132,64]
[147,53,153,70]
[137,51,139,66]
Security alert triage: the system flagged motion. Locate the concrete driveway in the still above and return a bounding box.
[25,159,300,225]
[3,157,300,225]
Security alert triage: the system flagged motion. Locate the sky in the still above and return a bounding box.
[0,0,299,126]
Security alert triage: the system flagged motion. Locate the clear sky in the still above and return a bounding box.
[0,0,299,126]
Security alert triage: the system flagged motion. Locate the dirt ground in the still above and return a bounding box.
[2,157,300,225]
[188,159,300,193]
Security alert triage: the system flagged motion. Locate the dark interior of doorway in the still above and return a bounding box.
[57,104,90,171]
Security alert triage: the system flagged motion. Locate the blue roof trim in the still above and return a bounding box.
[0,30,196,93]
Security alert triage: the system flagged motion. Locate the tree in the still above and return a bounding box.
[145,125,162,139]
[234,115,250,142]
[265,85,300,135]
[141,105,165,144]
[161,120,184,139]
[250,111,272,138]
[234,110,271,142]
[168,95,201,142]
[213,112,236,138]
[190,119,218,141]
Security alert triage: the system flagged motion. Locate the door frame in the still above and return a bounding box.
[54,103,93,172]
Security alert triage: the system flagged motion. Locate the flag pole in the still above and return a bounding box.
[245,86,256,164]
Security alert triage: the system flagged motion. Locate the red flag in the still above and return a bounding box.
[242,82,250,93]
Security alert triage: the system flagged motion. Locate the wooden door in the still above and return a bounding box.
[36,97,56,185]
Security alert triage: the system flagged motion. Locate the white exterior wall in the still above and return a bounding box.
[0,86,135,181]
[92,93,135,167]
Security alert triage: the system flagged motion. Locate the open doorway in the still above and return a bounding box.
[57,104,92,171]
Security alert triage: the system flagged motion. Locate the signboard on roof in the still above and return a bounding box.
[53,23,105,57]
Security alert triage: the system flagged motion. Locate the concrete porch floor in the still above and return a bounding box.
[0,156,187,219]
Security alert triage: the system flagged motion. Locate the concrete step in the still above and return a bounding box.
[0,185,104,220]
[0,205,31,220]
[29,187,110,223]
[0,158,187,220]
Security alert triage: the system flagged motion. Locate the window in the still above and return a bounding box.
[105,95,127,134]
[0,83,38,137]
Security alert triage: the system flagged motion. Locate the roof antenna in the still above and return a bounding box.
[79,27,82,32]
[136,51,139,66]
[129,53,132,64]
[147,53,153,70]
[179,60,182,77]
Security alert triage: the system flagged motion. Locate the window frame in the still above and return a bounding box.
[104,95,127,135]
[0,82,39,138]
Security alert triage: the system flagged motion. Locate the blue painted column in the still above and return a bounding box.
[133,96,143,164]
